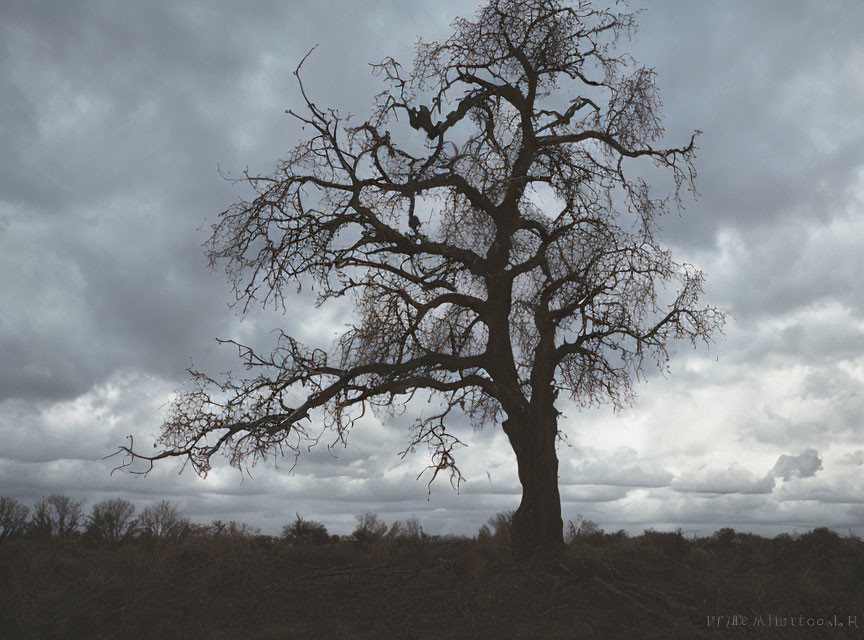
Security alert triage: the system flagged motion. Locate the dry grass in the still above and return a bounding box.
[1,527,863,639]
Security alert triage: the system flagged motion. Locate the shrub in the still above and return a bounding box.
[640,528,687,555]
[799,527,842,556]
[209,520,261,538]
[484,510,514,543]
[565,514,603,543]
[711,527,739,548]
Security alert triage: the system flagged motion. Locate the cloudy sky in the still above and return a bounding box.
[2,0,863,538]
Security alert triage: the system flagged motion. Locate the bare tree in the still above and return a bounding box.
[403,515,424,540]
[139,500,188,541]
[120,0,723,555]
[86,498,138,544]
[30,494,85,540]
[208,519,261,538]
[353,513,389,543]
[0,496,30,541]
[282,514,330,545]
[388,514,424,540]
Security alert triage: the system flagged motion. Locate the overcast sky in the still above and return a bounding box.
[2,0,863,538]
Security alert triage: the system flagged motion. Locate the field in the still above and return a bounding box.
[2,526,863,639]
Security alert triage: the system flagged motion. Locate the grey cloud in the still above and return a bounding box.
[840,451,864,467]
[566,448,675,489]
[671,449,823,496]
[843,506,864,529]
[702,223,864,323]
[673,465,776,495]
[0,0,471,404]
[770,448,823,482]
[631,0,864,247]
[560,485,632,503]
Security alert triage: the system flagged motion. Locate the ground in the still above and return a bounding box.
[1,527,862,638]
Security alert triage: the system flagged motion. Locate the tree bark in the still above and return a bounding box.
[502,408,565,558]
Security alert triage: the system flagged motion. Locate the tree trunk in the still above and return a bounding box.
[502,408,565,558]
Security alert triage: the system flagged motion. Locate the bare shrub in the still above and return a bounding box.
[485,511,514,543]
[565,514,604,543]
[209,519,261,538]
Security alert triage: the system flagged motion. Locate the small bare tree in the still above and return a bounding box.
[30,494,85,540]
[282,514,330,545]
[139,500,188,541]
[86,498,138,544]
[386,517,427,541]
[353,513,389,543]
[0,496,30,541]
[120,0,722,555]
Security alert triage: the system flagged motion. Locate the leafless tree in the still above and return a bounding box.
[86,498,138,544]
[139,500,188,541]
[30,494,85,540]
[208,519,261,538]
[404,515,425,540]
[120,0,723,555]
[388,514,424,540]
[353,512,389,543]
[0,496,30,541]
[282,514,330,545]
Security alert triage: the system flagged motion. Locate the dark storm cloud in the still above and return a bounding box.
[631,0,864,247]
[0,0,473,403]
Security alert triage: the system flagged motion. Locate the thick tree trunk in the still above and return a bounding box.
[502,408,565,558]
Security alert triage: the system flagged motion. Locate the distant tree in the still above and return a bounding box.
[139,500,188,540]
[565,513,603,542]
[120,0,723,556]
[388,515,425,540]
[282,514,330,545]
[403,515,424,540]
[29,494,85,540]
[0,496,29,541]
[209,519,261,538]
[85,498,138,544]
[353,513,388,543]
